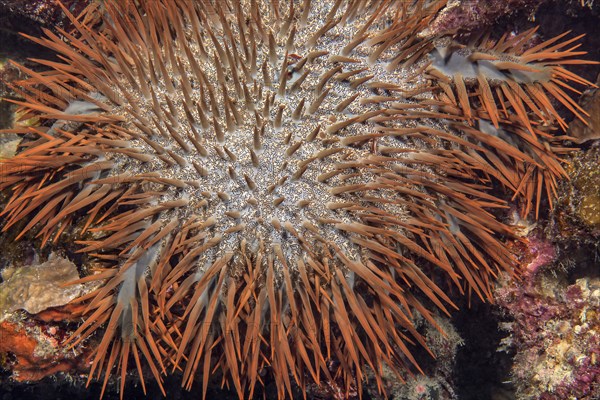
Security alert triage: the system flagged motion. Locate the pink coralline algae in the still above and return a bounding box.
[523,236,557,276]
[421,0,547,36]
[495,271,600,399]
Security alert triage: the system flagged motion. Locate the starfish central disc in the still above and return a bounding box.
[104,1,420,270]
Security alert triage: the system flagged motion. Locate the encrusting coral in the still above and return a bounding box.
[0,0,596,398]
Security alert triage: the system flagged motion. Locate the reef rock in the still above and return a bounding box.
[0,253,83,319]
[569,74,600,143]
[496,271,600,399]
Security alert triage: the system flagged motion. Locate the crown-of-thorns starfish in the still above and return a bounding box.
[0,0,596,398]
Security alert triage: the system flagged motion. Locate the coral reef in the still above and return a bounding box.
[496,271,600,399]
[0,0,597,398]
[496,190,600,399]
